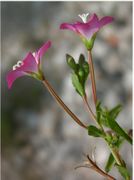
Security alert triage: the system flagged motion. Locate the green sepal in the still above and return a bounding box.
[81,33,97,50]
[88,125,105,137]
[29,71,44,81]
[115,164,130,180]
[71,73,85,97]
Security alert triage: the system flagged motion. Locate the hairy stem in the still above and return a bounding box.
[42,76,88,129]
[88,50,97,106]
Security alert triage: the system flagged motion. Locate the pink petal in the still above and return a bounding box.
[6,70,26,89]
[87,13,99,26]
[36,41,51,63]
[19,52,38,72]
[6,52,38,89]
[60,23,77,32]
[74,22,99,39]
[99,16,114,28]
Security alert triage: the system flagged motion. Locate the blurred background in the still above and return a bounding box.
[1,2,132,180]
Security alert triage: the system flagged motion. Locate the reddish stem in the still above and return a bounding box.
[42,77,88,129]
[88,50,97,106]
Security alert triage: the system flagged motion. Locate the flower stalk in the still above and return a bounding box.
[88,50,97,106]
[42,76,88,130]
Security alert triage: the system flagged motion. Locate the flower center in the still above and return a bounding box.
[78,13,89,23]
[13,60,23,70]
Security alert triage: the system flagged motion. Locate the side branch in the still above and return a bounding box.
[86,155,116,180]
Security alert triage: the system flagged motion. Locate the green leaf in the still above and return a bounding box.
[105,138,124,172]
[66,54,77,71]
[108,118,132,145]
[78,67,85,84]
[71,73,85,96]
[115,165,130,180]
[88,125,105,137]
[109,104,122,120]
[82,62,89,77]
[96,104,123,128]
[96,101,102,124]
[78,54,85,66]
[78,54,89,78]
[105,153,115,172]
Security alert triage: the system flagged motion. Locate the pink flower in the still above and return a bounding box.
[60,13,114,50]
[6,41,51,89]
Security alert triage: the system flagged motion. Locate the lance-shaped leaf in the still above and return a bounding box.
[105,153,115,173]
[66,54,78,71]
[67,54,89,97]
[72,73,85,96]
[109,104,122,120]
[96,101,102,125]
[105,138,124,172]
[115,164,130,180]
[88,125,105,137]
[108,117,132,144]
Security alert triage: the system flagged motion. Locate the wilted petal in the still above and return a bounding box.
[99,16,114,28]
[36,41,52,63]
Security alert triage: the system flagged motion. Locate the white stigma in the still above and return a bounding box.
[78,13,89,23]
[12,60,23,70]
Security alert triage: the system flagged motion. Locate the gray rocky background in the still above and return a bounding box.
[2,2,132,180]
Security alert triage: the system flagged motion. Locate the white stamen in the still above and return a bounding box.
[13,65,18,70]
[32,52,36,57]
[17,60,23,66]
[12,60,23,70]
[78,13,89,23]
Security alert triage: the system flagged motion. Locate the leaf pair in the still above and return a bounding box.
[66,54,89,97]
[96,101,132,145]
[96,102,122,127]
